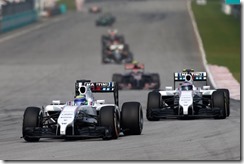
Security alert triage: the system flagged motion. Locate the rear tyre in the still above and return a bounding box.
[124,44,130,51]
[217,89,230,117]
[112,74,123,89]
[151,73,160,89]
[101,35,107,45]
[22,107,42,142]
[102,52,108,64]
[100,106,120,140]
[119,35,125,43]
[121,102,143,135]
[146,91,160,121]
[112,74,123,83]
[212,91,227,119]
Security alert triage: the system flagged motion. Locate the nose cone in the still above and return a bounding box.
[179,91,193,115]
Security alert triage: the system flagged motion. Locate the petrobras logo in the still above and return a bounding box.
[225,0,241,4]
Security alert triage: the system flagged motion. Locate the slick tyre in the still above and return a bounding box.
[151,73,160,89]
[119,35,125,43]
[112,74,123,89]
[100,106,120,140]
[147,91,160,121]
[121,102,143,135]
[212,91,227,119]
[217,89,230,117]
[102,53,108,64]
[22,107,42,142]
[112,74,123,83]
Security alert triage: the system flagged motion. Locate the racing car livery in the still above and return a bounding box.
[101,29,125,46]
[102,40,133,64]
[96,13,116,26]
[22,80,143,142]
[112,63,160,90]
[146,69,230,120]
[89,6,102,13]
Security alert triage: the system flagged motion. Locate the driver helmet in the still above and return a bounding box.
[180,82,193,91]
[108,29,118,38]
[74,95,88,106]
[132,60,141,70]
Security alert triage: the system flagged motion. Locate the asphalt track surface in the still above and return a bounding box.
[0,0,240,160]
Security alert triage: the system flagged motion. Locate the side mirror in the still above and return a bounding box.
[96,100,105,104]
[203,86,210,90]
[52,100,61,105]
[165,86,173,91]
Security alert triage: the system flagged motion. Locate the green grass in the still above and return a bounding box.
[57,0,76,10]
[192,0,241,82]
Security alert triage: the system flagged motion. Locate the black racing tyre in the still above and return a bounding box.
[102,53,108,64]
[121,102,143,135]
[22,107,42,142]
[217,89,230,117]
[124,44,130,51]
[151,73,160,89]
[112,74,123,83]
[101,35,106,44]
[125,52,133,63]
[119,35,125,43]
[100,106,120,140]
[146,91,160,121]
[212,91,227,119]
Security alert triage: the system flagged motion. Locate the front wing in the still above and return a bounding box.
[150,107,223,119]
[23,126,112,139]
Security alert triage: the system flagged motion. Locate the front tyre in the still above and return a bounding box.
[217,89,230,117]
[22,107,43,142]
[100,106,120,140]
[151,73,160,89]
[146,91,161,121]
[121,102,143,135]
[212,91,227,119]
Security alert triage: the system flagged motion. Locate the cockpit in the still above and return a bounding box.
[180,83,193,91]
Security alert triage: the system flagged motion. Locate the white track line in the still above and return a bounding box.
[187,0,217,88]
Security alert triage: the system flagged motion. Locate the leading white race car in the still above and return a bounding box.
[146,69,230,120]
[22,80,143,142]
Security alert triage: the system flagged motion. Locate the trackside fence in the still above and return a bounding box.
[0,0,38,33]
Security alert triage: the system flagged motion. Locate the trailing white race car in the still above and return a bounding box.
[22,80,143,142]
[146,69,230,120]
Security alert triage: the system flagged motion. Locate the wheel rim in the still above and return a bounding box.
[138,107,143,132]
[138,108,143,131]
[113,112,120,137]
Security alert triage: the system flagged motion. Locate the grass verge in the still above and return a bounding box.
[191,0,241,82]
[57,0,76,10]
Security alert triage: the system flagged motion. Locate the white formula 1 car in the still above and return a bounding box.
[22,80,143,142]
[146,69,230,120]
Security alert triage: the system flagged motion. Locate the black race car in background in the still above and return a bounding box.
[101,29,125,46]
[102,40,133,64]
[89,6,102,13]
[112,62,160,90]
[96,13,116,26]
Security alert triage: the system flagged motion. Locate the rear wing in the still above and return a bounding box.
[174,72,207,88]
[75,80,119,106]
[124,63,144,70]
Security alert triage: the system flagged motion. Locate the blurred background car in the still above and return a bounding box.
[96,13,116,26]
[112,62,160,90]
[89,5,102,13]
